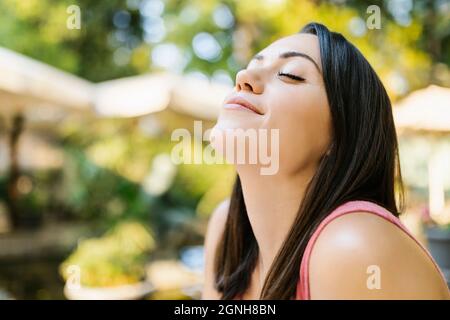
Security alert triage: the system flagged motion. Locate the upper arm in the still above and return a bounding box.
[309,211,450,300]
[201,198,230,299]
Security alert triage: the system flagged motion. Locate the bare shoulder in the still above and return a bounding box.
[204,199,230,247]
[309,211,450,299]
[207,198,230,233]
[201,198,230,299]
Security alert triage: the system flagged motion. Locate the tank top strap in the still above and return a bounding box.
[296,200,446,300]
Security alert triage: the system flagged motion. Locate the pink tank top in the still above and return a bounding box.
[296,200,447,299]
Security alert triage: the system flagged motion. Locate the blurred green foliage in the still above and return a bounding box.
[58,114,235,221]
[0,0,448,94]
[59,220,155,287]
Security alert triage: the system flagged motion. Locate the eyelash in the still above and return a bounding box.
[277,71,305,82]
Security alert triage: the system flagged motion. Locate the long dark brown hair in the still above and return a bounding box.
[213,22,405,299]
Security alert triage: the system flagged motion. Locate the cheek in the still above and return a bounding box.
[263,86,331,169]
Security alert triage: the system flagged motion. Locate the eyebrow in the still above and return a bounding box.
[251,51,322,73]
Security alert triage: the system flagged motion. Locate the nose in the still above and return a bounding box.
[235,69,264,94]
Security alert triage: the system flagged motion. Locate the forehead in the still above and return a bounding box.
[258,33,321,65]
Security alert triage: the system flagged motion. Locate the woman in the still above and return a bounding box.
[202,22,449,300]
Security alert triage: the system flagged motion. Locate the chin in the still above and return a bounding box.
[214,110,263,131]
[209,122,268,167]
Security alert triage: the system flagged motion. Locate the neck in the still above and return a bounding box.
[236,163,317,281]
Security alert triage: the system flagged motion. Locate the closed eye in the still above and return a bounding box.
[277,71,305,82]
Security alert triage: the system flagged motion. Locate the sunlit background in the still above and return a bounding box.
[0,0,449,299]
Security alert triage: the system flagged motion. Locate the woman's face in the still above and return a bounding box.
[211,33,332,175]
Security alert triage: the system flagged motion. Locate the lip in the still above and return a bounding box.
[223,96,263,115]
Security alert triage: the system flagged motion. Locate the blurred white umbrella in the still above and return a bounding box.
[93,73,174,118]
[394,85,450,222]
[394,85,450,132]
[93,71,230,120]
[0,47,93,118]
[0,46,231,121]
[170,74,231,120]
